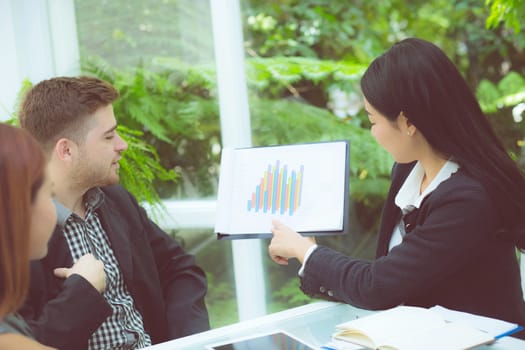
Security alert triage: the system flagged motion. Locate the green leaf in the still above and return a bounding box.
[476,79,501,113]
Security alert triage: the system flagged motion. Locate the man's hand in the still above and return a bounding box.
[54,253,107,293]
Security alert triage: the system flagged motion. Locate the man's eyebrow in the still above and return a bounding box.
[104,125,118,134]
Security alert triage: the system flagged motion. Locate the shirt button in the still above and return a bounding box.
[319,286,326,293]
[327,290,334,297]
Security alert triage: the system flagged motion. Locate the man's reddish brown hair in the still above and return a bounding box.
[19,76,119,152]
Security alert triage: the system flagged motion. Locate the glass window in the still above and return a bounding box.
[239,0,391,315]
[73,0,390,328]
[74,0,237,328]
[75,0,221,200]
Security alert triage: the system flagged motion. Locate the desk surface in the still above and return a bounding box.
[144,301,525,350]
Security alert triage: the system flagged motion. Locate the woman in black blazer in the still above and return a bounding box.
[268,38,525,337]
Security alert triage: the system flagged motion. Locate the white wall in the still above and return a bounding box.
[0,0,23,120]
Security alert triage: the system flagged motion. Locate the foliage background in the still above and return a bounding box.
[73,0,525,327]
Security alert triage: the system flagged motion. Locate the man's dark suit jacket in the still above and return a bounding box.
[19,185,210,349]
[301,162,525,337]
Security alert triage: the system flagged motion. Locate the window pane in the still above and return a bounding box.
[74,0,237,329]
[75,0,221,200]
[240,0,388,315]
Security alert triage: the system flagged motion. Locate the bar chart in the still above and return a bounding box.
[214,140,348,237]
[246,160,304,216]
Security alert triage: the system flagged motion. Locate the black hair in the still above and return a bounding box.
[361,37,525,247]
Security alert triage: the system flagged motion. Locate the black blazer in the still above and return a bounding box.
[301,162,525,336]
[19,185,210,349]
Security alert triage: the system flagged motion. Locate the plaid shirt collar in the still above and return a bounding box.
[54,187,105,227]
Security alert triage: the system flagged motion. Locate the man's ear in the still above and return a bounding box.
[54,138,76,161]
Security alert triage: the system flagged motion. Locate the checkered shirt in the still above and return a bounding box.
[58,188,152,349]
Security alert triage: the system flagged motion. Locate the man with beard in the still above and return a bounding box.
[17,76,210,350]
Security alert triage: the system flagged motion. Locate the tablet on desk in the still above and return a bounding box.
[205,330,316,350]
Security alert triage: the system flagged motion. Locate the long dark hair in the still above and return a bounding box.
[361,38,525,246]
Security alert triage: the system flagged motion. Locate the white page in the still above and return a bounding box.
[215,141,347,234]
[429,305,520,338]
[335,306,446,347]
[384,322,493,350]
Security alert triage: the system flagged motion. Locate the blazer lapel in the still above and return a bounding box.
[42,225,74,269]
[97,198,134,282]
[375,162,415,257]
[376,196,401,257]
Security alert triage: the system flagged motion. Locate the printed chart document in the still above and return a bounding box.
[215,140,350,239]
[331,305,521,350]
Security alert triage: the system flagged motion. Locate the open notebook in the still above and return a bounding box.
[331,305,522,350]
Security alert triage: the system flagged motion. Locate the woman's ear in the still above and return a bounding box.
[399,111,417,136]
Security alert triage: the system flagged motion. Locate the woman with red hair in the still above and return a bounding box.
[0,123,56,349]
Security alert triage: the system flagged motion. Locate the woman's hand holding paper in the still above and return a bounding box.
[269,220,316,265]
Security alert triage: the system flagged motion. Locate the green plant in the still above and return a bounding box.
[477,72,525,113]
[486,0,525,33]
[83,55,394,203]
[83,57,222,198]
[268,278,314,313]
[117,125,179,214]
